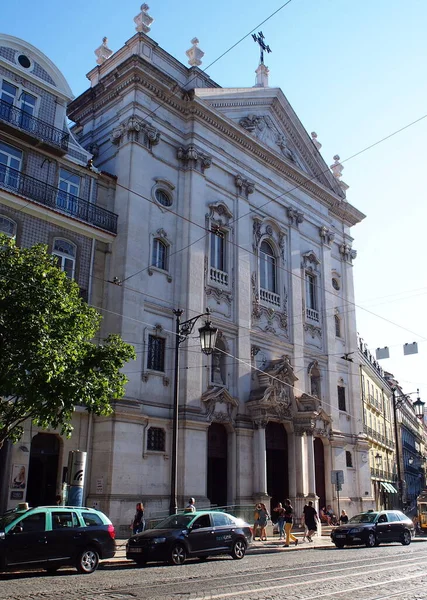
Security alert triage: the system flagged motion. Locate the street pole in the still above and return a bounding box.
[392,388,404,510]
[169,309,183,516]
[336,472,341,520]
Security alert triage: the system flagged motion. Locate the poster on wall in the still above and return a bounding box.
[10,464,26,489]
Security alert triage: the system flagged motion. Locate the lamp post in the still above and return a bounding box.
[392,388,424,510]
[169,308,218,515]
[375,453,383,509]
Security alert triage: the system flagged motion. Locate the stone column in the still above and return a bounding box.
[253,422,269,501]
[293,432,306,521]
[228,429,237,505]
[307,433,317,498]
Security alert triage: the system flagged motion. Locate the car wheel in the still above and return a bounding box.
[197,556,208,562]
[334,543,345,549]
[76,547,100,574]
[365,532,376,548]
[170,544,186,565]
[231,538,246,560]
[401,530,411,546]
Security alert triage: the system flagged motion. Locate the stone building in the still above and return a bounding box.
[0,34,118,512]
[67,5,370,531]
[358,337,397,510]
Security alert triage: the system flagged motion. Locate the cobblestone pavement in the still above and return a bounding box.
[2,541,427,600]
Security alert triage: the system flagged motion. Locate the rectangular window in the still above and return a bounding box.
[147,335,165,372]
[338,386,346,411]
[0,141,22,190]
[210,230,225,271]
[20,92,37,115]
[57,168,80,214]
[147,427,166,452]
[305,273,319,320]
[1,80,17,105]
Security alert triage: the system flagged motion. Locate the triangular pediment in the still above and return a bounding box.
[195,86,344,197]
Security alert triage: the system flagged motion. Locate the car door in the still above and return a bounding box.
[375,513,392,542]
[187,514,214,554]
[45,510,81,563]
[212,513,235,551]
[5,511,48,567]
[387,512,404,542]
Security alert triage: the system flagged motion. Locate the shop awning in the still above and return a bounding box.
[380,482,398,493]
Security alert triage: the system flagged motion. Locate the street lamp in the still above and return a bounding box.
[375,452,382,467]
[169,308,218,515]
[392,388,423,510]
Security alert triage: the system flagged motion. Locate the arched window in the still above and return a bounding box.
[211,336,227,386]
[346,450,353,468]
[151,238,168,271]
[260,241,276,293]
[334,314,341,337]
[52,238,76,279]
[0,215,17,237]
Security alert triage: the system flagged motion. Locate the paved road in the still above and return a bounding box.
[2,542,427,600]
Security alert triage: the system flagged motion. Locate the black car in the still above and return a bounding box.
[126,511,252,565]
[0,504,116,574]
[331,510,414,548]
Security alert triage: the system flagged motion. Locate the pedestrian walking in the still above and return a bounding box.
[301,503,308,541]
[253,504,261,540]
[303,501,319,541]
[132,502,145,534]
[258,503,270,541]
[184,497,196,512]
[283,499,298,547]
[273,502,286,540]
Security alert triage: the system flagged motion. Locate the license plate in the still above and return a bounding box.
[128,547,143,553]
[335,534,346,538]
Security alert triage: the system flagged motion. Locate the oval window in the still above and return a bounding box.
[332,278,340,291]
[155,189,172,207]
[18,55,31,69]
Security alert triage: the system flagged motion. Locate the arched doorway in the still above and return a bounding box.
[266,422,288,513]
[207,423,228,507]
[314,437,326,509]
[26,434,60,507]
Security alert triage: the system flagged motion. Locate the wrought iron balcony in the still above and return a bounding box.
[0,166,117,234]
[0,100,69,154]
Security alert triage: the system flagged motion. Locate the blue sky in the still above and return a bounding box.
[2,0,427,399]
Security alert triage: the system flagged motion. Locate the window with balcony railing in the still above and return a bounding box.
[305,272,319,321]
[210,229,228,286]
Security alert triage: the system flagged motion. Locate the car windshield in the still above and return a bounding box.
[0,511,25,530]
[154,514,194,530]
[349,513,377,524]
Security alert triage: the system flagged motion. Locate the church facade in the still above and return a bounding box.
[68,6,373,530]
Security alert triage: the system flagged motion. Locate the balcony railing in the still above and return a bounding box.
[306,307,319,321]
[0,166,117,234]
[210,267,228,287]
[260,288,280,306]
[0,100,69,153]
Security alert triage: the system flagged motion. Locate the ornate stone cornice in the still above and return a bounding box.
[287,207,304,227]
[319,226,335,245]
[235,174,255,197]
[69,55,365,226]
[339,243,357,263]
[110,115,160,147]
[177,145,212,172]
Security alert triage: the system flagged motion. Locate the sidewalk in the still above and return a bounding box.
[102,533,336,567]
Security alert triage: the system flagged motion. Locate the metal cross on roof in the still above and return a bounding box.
[252,31,272,65]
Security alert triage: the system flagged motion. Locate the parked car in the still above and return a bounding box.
[0,504,116,574]
[126,511,252,566]
[331,510,414,548]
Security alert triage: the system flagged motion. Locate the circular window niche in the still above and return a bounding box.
[155,188,172,207]
[332,277,340,291]
[18,54,31,69]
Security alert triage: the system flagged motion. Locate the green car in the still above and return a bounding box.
[0,504,116,574]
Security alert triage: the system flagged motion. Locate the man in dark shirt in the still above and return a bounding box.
[303,501,319,542]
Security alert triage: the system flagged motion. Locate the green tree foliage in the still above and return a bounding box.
[0,234,136,448]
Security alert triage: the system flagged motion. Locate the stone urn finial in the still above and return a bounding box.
[94,37,113,65]
[311,131,322,150]
[134,3,154,33]
[330,154,344,179]
[186,37,204,67]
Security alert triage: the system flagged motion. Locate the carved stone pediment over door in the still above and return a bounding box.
[247,355,298,423]
[201,386,238,426]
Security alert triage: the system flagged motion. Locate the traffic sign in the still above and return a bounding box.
[331,470,344,485]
